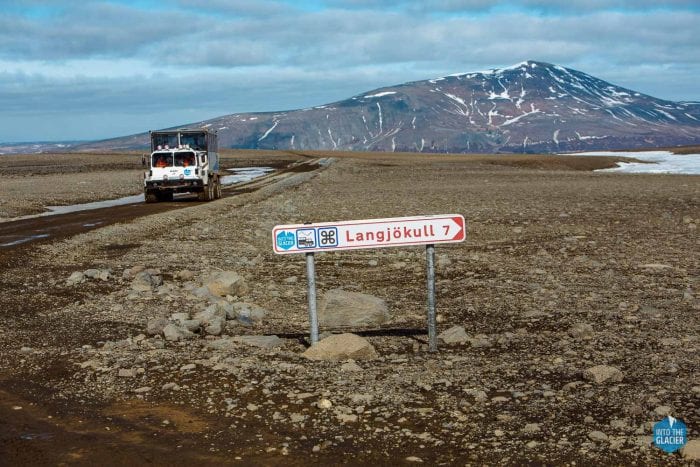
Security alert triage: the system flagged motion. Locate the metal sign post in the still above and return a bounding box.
[273,215,467,351]
[426,244,437,352]
[305,252,319,345]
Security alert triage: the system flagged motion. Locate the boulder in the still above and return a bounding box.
[439,325,469,344]
[303,333,378,361]
[583,365,624,384]
[318,289,390,329]
[205,271,248,297]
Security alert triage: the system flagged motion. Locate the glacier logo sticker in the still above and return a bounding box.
[276,231,295,250]
[653,416,687,453]
[184,169,191,176]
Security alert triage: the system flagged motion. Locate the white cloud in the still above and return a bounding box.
[0,0,698,141]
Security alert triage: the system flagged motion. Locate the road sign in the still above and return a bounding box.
[272,214,466,254]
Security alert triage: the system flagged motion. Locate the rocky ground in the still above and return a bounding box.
[0,151,698,465]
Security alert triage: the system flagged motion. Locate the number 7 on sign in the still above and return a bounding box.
[443,225,450,235]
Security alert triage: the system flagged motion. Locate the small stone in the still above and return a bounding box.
[588,431,609,442]
[405,456,423,463]
[247,403,258,411]
[681,440,700,460]
[340,361,363,372]
[318,399,333,409]
[526,441,539,449]
[180,363,196,371]
[582,365,624,384]
[118,368,136,378]
[66,271,85,286]
[568,323,594,339]
[438,325,469,344]
[20,347,33,354]
[146,317,169,336]
[653,406,672,417]
[337,413,358,423]
[163,324,194,342]
[205,271,248,297]
[522,423,541,434]
[232,335,283,349]
[134,387,151,393]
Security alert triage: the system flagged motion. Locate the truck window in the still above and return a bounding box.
[174,151,196,167]
[152,152,173,168]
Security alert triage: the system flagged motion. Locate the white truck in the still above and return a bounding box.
[144,128,222,203]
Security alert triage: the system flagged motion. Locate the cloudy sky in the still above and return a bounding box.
[1,0,698,142]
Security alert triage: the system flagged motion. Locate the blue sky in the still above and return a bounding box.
[1,0,698,142]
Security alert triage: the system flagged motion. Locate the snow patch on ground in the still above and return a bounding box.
[566,151,700,174]
[363,92,397,98]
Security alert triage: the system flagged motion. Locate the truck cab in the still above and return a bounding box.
[144,129,221,203]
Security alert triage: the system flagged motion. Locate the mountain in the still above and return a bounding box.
[78,60,700,154]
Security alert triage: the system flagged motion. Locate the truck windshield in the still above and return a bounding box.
[174,151,196,167]
[152,152,173,168]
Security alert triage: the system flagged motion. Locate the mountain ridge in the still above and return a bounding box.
[68,60,700,153]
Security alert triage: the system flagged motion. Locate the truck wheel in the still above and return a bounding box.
[215,179,222,199]
[145,191,158,203]
[197,188,207,202]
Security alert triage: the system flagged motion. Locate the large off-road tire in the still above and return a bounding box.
[215,178,222,199]
[197,188,207,202]
[145,191,158,203]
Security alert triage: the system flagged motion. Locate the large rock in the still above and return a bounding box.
[303,333,378,361]
[583,365,624,384]
[205,271,248,297]
[318,289,390,329]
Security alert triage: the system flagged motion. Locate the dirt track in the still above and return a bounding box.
[0,151,698,465]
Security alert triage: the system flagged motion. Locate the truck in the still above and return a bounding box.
[143,128,222,203]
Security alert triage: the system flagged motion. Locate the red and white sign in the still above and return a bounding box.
[272,214,466,254]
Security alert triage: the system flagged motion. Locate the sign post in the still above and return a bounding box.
[273,215,467,349]
[305,252,319,345]
[426,244,437,351]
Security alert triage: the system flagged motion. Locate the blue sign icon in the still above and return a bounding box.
[653,416,687,453]
[184,168,191,176]
[317,227,339,248]
[276,231,295,250]
[296,229,316,248]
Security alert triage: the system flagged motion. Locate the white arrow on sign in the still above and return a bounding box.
[272,214,466,254]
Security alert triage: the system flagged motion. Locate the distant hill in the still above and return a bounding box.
[67,61,700,154]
